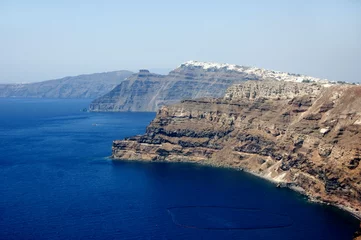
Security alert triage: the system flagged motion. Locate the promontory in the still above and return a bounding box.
[111,68,361,228]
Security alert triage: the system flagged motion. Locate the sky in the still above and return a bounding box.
[0,0,360,83]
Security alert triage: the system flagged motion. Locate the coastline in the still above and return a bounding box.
[111,156,361,221]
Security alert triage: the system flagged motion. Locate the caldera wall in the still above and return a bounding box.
[112,80,361,219]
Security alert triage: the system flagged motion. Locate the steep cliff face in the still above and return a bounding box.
[89,71,170,111]
[89,68,249,112]
[0,70,133,99]
[112,80,361,219]
[89,61,330,112]
[224,80,323,100]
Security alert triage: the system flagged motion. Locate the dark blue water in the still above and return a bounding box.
[0,99,358,240]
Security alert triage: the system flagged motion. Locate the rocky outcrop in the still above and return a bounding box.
[0,70,133,99]
[112,80,361,221]
[89,61,331,112]
[224,80,323,100]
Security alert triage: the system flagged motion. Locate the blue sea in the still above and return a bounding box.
[0,98,358,240]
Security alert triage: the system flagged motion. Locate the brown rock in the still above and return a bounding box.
[112,80,361,220]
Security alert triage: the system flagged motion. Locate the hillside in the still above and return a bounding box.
[0,70,133,99]
[90,61,330,112]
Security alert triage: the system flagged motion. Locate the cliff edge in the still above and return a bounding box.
[112,80,361,220]
[90,61,330,112]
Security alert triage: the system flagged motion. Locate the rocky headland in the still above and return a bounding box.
[112,80,361,225]
[89,61,330,112]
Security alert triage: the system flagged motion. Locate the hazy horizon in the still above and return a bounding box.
[1,0,360,83]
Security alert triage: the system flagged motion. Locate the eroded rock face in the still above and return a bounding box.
[89,67,254,112]
[112,80,361,219]
[89,61,331,112]
[224,80,323,100]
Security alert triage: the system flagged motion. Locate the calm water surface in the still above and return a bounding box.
[0,99,358,240]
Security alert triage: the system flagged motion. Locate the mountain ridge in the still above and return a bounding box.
[180,60,332,84]
[0,70,133,99]
[90,60,335,112]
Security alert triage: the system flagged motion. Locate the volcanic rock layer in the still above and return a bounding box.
[112,80,361,220]
[90,60,330,112]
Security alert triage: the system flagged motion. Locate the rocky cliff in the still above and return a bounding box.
[112,80,361,221]
[0,70,133,99]
[89,61,330,112]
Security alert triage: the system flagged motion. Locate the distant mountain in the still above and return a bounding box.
[0,70,133,99]
[89,61,330,112]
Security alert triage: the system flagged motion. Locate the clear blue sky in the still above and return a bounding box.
[1,0,360,83]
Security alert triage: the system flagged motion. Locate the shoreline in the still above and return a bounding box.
[111,156,361,221]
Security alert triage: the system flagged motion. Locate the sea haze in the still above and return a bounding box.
[0,99,358,240]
